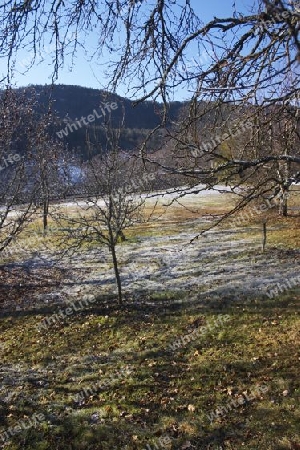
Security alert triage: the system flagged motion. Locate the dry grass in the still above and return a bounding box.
[0,189,299,449]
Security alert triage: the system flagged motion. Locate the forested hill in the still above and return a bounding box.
[14,84,185,157]
[28,84,172,128]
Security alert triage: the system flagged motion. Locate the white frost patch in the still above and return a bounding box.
[52,218,299,304]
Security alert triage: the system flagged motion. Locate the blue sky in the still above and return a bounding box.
[0,0,253,98]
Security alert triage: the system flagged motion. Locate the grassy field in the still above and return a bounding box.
[0,191,299,449]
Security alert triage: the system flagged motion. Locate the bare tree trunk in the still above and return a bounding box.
[281,192,288,217]
[43,198,49,232]
[262,221,267,252]
[110,243,123,305]
[278,149,290,217]
[279,187,289,217]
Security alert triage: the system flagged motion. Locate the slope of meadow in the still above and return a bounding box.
[0,189,299,450]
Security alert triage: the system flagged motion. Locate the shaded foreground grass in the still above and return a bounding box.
[0,289,299,450]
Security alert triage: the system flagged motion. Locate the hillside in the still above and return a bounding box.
[15,84,185,158]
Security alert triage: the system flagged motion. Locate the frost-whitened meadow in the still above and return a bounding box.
[32,187,300,308]
[0,188,299,450]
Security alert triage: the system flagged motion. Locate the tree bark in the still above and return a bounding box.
[110,243,123,305]
[262,221,267,252]
[43,198,49,232]
[279,187,289,217]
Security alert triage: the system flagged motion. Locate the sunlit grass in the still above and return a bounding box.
[0,290,299,449]
[0,189,299,448]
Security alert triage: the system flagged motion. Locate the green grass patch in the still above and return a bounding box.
[0,289,299,449]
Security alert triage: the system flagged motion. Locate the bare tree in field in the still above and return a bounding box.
[0,87,40,257]
[243,100,300,217]
[56,127,152,305]
[0,0,299,225]
[0,86,73,261]
[30,121,74,232]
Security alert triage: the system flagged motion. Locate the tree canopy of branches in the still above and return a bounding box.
[55,126,154,304]
[0,0,299,223]
[0,87,42,255]
[0,86,74,258]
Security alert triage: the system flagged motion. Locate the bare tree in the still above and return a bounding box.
[0,86,74,261]
[30,123,74,232]
[0,87,39,257]
[55,127,151,304]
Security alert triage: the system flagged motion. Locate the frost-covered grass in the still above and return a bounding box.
[0,290,299,449]
[0,189,299,449]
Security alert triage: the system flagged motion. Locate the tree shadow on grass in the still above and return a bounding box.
[0,288,299,449]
